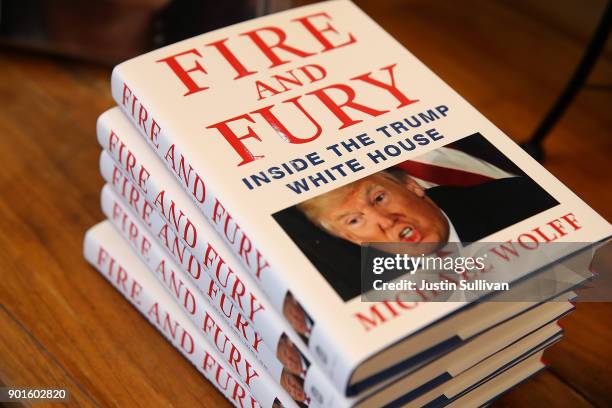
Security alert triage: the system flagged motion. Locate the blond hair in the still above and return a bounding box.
[297,170,405,232]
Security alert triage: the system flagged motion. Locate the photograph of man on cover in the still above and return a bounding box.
[273,133,559,301]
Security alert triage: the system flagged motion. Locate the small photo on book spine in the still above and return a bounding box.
[276,332,311,378]
[282,291,315,345]
[273,133,559,301]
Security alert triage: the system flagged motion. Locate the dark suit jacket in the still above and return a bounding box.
[273,176,558,302]
[426,176,558,242]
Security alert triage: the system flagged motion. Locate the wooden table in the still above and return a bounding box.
[0,1,610,406]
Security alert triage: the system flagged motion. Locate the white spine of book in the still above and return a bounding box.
[97,110,345,407]
[83,221,270,408]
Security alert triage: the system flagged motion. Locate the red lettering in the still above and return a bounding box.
[206,114,263,166]
[561,213,581,231]
[307,83,388,129]
[294,12,356,52]
[351,64,418,109]
[240,26,315,68]
[206,38,257,80]
[157,49,209,96]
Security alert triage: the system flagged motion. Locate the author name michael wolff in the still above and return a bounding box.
[372,279,509,292]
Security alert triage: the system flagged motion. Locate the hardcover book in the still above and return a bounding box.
[98,106,588,405]
[108,0,611,395]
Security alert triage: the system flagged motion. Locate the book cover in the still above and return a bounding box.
[98,106,588,402]
[109,0,611,394]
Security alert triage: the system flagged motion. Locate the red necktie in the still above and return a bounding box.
[397,160,496,187]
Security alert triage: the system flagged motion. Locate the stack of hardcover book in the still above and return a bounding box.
[83,1,611,407]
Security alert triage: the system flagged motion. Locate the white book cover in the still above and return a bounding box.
[98,107,587,403]
[108,0,611,394]
[83,221,284,408]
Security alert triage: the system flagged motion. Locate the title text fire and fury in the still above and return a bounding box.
[120,11,420,167]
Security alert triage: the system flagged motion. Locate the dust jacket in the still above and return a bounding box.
[109,0,612,395]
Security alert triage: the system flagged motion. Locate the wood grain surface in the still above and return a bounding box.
[0,1,610,407]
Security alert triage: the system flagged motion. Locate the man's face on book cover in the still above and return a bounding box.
[300,172,449,251]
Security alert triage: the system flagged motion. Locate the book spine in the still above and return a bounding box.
[102,182,317,408]
[100,184,306,403]
[97,112,345,407]
[83,222,264,408]
[109,75,349,389]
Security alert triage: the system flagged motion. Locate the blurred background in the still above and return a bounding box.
[0,0,610,407]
